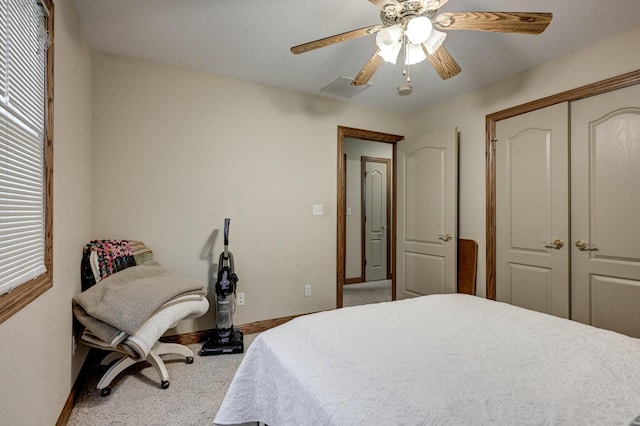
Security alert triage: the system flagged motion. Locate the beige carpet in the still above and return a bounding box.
[342,279,392,307]
[67,334,259,426]
[67,282,391,425]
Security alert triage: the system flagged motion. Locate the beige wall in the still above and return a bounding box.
[92,28,640,330]
[344,138,393,280]
[0,0,93,424]
[408,28,640,298]
[91,53,408,331]
[0,10,637,423]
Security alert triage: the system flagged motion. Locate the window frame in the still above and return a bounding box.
[0,0,54,325]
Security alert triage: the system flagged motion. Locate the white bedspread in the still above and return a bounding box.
[215,294,640,425]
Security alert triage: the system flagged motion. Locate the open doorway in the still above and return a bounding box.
[336,126,404,308]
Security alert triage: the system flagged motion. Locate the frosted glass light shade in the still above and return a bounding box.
[376,25,402,64]
[378,42,402,64]
[424,29,447,55]
[376,25,402,51]
[406,17,433,44]
[405,43,426,65]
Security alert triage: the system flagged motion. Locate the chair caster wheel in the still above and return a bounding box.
[100,387,111,397]
[160,380,170,389]
[185,356,194,364]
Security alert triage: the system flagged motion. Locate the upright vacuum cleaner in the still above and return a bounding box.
[199,218,244,356]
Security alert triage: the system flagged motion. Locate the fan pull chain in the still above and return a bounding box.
[402,35,411,83]
[403,65,411,83]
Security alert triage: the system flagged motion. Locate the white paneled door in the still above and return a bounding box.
[496,103,570,318]
[396,128,458,299]
[364,158,389,282]
[571,84,640,338]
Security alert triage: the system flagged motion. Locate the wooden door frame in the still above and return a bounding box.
[337,126,404,308]
[361,156,393,282]
[486,69,640,300]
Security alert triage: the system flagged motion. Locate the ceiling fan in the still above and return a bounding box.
[290,0,552,94]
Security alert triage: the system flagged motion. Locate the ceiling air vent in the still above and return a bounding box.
[321,76,372,98]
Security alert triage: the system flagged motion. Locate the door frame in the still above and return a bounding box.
[485,69,640,300]
[337,126,404,308]
[361,156,392,282]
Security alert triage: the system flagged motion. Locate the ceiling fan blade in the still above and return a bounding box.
[291,25,383,55]
[369,0,399,10]
[434,12,552,34]
[423,45,461,80]
[352,50,385,86]
[424,0,451,11]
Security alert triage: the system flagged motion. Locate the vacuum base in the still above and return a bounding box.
[199,329,244,356]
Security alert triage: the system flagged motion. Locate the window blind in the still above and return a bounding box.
[0,0,47,296]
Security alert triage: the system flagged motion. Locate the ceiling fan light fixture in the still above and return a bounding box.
[405,42,426,65]
[376,24,402,64]
[423,28,446,55]
[378,44,402,64]
[376,24,401,50]
[406,16,433,44]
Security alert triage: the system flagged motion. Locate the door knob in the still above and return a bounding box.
[544,239,564,249]
[575,240,598,251]
[438,233,453,242]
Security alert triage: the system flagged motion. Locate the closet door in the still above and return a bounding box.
[571,84,640,338]
[495,103,570,318]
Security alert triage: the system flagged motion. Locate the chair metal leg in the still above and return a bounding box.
[96,342,196,394]
[97,355,138,391]
[154,342,193,358]
[100,351,125,366]
[147,350,170,383]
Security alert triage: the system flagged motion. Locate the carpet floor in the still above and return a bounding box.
[67,334,259,426]
[342,279,392,307]
[67,281,391,425]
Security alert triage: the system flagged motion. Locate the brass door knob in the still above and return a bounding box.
[544,239,565,249]
[575,240,598,251]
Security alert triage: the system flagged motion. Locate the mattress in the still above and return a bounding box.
[215,294,640,425]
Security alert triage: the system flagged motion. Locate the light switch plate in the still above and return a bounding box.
[312,204,323,216]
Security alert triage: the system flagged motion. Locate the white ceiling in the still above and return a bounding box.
[72,0,640,114]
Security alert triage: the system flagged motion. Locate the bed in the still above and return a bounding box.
[214,294,640,425]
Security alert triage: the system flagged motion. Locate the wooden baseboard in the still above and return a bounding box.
[56,384,76,426]
[56,349,102,426]
[344,277,363,285]
[161,312,309,345]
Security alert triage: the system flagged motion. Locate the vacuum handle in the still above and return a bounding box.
[224,218,230,246]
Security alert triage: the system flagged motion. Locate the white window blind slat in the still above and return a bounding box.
[0,0,47,296]
[0,239,44,262]
[0,264,45,295]
[5,0,45,131]
[0,1,7,98]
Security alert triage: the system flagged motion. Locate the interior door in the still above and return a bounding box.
[396,128,457,299]
[363,158,390,282]
[571,84,640,338]
[495,103,570,318]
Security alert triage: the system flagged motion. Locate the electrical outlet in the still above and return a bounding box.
[305,284,312,297]
[237,292,245,305]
